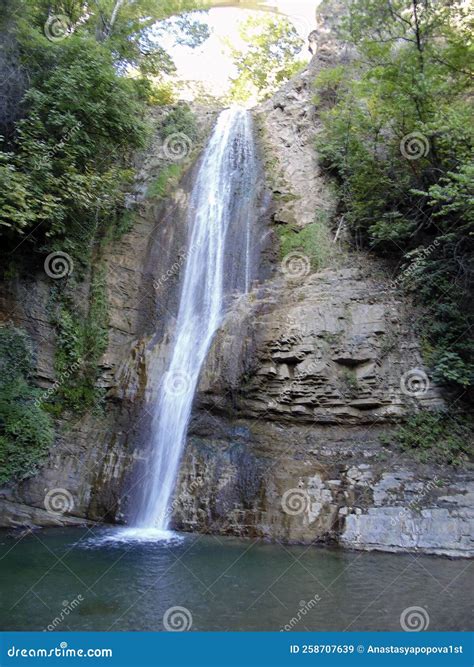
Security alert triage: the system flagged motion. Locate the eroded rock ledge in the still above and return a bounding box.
[172,266,472,558]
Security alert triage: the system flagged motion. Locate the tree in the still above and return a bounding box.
[0,0,210,248]
[4,0,209,77]
[227,15,305,103]
[314,0,473,389]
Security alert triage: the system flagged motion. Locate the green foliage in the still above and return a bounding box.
[0,1,206,254]
[0,33,147,252]
[148,165,183,199]
[278,219,332,271]
[341,368,358,395]
[10,0,209,78]
[314,0,474,390]
[227,15,305,103]
[135,79,177,106]
[0,325,54,484]
[52,266,109,413]
[382,411,473,466]
[159,104,198,141]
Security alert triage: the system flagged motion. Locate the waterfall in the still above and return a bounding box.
[134,108,259,533]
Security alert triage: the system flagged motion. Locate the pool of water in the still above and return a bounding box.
[0,527,472,632]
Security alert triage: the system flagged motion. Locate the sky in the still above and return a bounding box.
[160,1,321,98]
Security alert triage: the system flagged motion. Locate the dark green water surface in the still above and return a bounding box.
[0,528,472,631]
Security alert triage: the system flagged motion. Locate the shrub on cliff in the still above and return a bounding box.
[314,0,473,391]
[0,325,54,485]
[381,411,472,466]
[0,34,148,252]
[0,0,209,255]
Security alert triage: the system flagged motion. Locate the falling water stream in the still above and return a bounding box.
[129,108,259,536]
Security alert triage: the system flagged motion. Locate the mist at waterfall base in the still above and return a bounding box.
[103,108,261,544]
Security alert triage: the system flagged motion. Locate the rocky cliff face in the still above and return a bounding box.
[172,261,472,556]
[0,5,472,558]
[169,9,473,558]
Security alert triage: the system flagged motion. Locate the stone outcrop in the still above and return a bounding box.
[197,267,444,424]
[171,264,472,557]
[173,419,473,558]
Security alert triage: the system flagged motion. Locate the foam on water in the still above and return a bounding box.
[81,527,184,548]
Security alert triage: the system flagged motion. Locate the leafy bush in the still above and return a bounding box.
[51,266,109,413]
[147,164,183,199]
[0,325,54,484]
[278,219,332,271]
[382,411,472,466]
[135,79,177,106]
[0,31,148,254]
[314,0,473,390]
[159,104,198,141]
